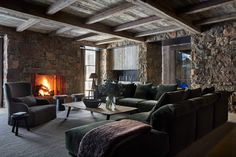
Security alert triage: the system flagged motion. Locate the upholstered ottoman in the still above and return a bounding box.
[65,120,114,156]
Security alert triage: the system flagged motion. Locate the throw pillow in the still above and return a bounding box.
[133,83,152,99]
[185,88,202,99]
[155,84,177,100]
[13,95,37,107]
[149,86,158,100]
[146,93,168,122]
[202,87,215,95]
[119,83,136,97]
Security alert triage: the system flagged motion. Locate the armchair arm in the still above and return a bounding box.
[35,98,50,105]
[10,102,30,114]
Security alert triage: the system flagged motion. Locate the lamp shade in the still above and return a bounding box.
[89,73,98,79]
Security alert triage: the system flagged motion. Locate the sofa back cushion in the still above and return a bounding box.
[184,88,202,99]
[155,84,177,100]
[149,86,158,100]
[133,83,152,99]
[150,100,197,155]
[147,90,185,122]
[119,83,136,97]
[202,87,215,95]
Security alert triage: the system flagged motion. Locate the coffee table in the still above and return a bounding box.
[63,101,138,120]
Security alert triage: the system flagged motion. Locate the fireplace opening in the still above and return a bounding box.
[32,74,65,97]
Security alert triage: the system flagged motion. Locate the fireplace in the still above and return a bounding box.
[32,74,65,96]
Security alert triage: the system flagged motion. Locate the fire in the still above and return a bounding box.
[38,77,52,96]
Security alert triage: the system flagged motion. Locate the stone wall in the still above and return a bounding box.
[104,41,148,83]
[146,42,162,85]
[191,21,236,91]
[1,26,84,94]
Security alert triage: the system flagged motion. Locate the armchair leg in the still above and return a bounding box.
[15,121,19,136]
[24,118,30,131]
[12,119,16,133]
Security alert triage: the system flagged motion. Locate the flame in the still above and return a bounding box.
[38,77,52,96]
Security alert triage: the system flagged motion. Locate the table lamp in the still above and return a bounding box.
[89,73,98,90]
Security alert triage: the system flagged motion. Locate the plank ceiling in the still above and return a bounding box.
[0,0,235,45]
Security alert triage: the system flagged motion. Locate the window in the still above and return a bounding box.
[175,50,191,88]
[84,46,97,96]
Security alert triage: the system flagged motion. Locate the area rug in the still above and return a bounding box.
[0,108,125,157]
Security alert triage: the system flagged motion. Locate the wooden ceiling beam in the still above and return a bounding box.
[47,0,77,15]
[135,26,182,37]
[16,18,40,32]
[86,2,135,24]
[0,0,144,42]
[73,32,98,41]
[114,15,161,32]
[194,12,236,25]
[95,38,122,45]
[178,0,235,15]
[49,26,72,36]
[127,0,201,34]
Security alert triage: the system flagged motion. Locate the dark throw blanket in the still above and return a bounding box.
[77,119,152,157]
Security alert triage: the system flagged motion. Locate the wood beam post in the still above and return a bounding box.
[194,12,236,25]
[0,0,144,42]
[114,15,161,32]
[135,26,182,37]
[49,26,72,36]
[47,0,77,15]
[95,38,122,45]
[127,0,201,34]
[16,18,40,32]
[178,0,235,15]
[73,32,98,41]
[86,2,135,24]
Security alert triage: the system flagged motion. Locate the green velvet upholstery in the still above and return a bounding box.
[147,90,185,122]
[133,83,152,99]
[126,112,150,123]
[65,120,114,156]
[119,83,136,97]
[137,100,158,112]
[185,88,202,99]
[116,98,146,108]
[155,84,177,100]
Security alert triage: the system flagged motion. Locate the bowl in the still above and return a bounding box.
[83,99,101,108]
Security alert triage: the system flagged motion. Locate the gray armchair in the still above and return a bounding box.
[4,82,56,127]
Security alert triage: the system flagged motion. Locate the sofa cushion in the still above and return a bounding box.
[13,95,37,107]
[150,101,197,155]
[137,100,158,112]
[150,86,158,100]
[202,87,215,95]
[65,120,114,156]
[126,112,150,123]
[185,88,202,99]
[147,90,185,122]
[116,98,147,108]
[155,84,177,100]
[119,83,136,97]
[133,83,152,99]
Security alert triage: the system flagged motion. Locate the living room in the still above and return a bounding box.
[0,0,236,157]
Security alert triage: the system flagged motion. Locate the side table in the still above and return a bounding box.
[11,112,30,136]
[53,95,68,111]
[71,93,85,102]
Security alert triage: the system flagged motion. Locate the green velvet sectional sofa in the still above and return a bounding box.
[65,87,230,157]
[98,83,179,112]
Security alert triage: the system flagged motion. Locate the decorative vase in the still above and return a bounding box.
[106,96,116,110]
[106,96,113,109]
